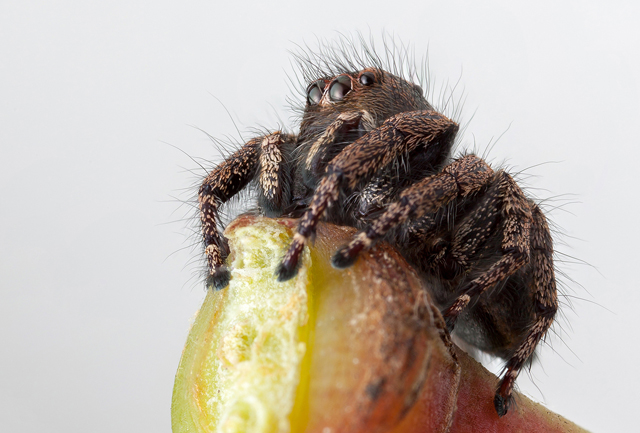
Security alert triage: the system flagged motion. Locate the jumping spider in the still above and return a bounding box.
[198,48,558,417]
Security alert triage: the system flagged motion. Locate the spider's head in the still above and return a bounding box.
[296,68,435,184]
[300,68,432,138]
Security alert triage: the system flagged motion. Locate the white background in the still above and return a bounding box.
[1,1,638,432]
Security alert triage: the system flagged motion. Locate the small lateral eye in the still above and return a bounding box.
[329,75,352,101]
[307,81,325,105]
[359,71,375,86]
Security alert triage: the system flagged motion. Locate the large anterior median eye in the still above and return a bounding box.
[328,75,352,102]
[307,81,325,105]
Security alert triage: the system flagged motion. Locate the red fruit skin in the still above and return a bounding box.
[448,348,589,433]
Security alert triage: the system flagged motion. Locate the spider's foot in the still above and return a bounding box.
[206,266,231,291]
[331,245,360,269]
[493,391,513,417]
[331,234,369,269]
[275,260,300,282]
[494,367,518,417]
[276,235,306,282]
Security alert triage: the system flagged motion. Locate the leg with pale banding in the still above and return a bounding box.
[199,132,296,290]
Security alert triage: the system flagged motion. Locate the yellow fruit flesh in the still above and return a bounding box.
[172,220,312,433]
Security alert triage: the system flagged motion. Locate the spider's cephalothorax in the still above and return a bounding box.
[198,52,558,417]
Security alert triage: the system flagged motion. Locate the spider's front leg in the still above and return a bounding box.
[275,110,458,281]
[199,132,296,290]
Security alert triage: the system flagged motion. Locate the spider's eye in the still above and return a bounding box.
[359,71,375,86]
[307,81,325,105]
[329,75,352,102]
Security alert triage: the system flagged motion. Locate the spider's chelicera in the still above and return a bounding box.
[197,46,558,417]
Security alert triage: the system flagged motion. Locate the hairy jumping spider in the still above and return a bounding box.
[198,44,558,417]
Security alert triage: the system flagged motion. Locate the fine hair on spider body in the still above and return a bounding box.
[197,34,559,418]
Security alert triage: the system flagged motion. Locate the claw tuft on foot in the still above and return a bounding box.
[331,247,359,269]
[494,391,511,417]
[206,266,231,291]
[275,260,299,282]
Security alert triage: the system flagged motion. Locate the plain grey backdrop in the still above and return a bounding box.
[1,1,638,431]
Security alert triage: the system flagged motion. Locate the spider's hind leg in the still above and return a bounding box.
[441,171,533,331]
[494,203,557,416]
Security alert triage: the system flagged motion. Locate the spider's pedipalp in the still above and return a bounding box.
[303,111,363,179]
